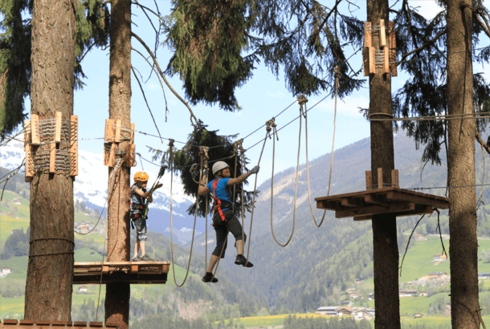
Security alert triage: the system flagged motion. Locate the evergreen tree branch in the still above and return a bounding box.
[475,130,490,155]
[131,1,159,17]
[131,32,203,131]
[131,65,163,143]
[396,29,446,66]
[131,47,168,122]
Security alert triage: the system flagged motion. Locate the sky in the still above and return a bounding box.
[20,0,490,187]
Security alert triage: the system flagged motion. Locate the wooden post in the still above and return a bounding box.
[31,114,40,145]
[108,143,116,167]
[364,22,372,48]
[377,168,383,189]
[49,143,56,173]
[366,171,372,190]
[70,116,78,176]
[391,169,399,188]
[379,19,386,47]
[383,46,390,74]
[115,119,121,143]
[105,119,115,142]
[388,22,397,77]
[24,120,34,182]
[55,112,62,142]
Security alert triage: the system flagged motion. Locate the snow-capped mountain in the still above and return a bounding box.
[0,136,205,244]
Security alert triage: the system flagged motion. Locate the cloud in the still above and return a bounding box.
[266,91,286,99]
[315,95,369,118]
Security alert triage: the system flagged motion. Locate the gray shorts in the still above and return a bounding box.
[133,217,147,242]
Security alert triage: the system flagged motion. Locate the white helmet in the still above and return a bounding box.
[212,161,229,175]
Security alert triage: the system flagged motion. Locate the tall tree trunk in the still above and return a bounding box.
[104,0,132,328]
[447,0,479,327]
[24,0,76,321]
[367,0,400,328]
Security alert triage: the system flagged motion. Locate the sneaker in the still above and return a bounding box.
[140,254,157,262]
[202,272,218,283]
[235,254,254,268]
[131,256,141,262]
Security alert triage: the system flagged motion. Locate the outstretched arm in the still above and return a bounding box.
[198,171,210,195]
[227,166,260,185]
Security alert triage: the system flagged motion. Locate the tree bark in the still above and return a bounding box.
[104,0,132,328]
[24,0,76,321]
[367,0,400,327]
[447,0,479,327]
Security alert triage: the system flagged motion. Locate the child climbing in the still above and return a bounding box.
[130,171,163,262]
[198,161,259,283]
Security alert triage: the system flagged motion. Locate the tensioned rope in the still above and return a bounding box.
[168,139,199,287]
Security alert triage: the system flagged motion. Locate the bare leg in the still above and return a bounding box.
[236,240,244,255]
[207,255,219,273]
[140,241,146,256]
[134,241,140,259]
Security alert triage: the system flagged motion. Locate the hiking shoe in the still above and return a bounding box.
[131,256,141,262]
[202,272,218,283]
[140,254,157,262]
[235,254,254,268]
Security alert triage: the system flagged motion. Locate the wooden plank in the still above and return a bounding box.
[31,114,40,145]
[390,49,398,77]
[388,21,396,48]
[383,46,390,74]
[336,202,415,218]
[377,168,383,189]
[364,22,372,48]
[49,143,56,173]
[392,169,399,188]
[54,111,62,142]
[70,116,78,176]
[369,47,375,74]
[341,198,359,208]
[108,143,116,167]
[102,265,109,274]
[131,265,139,273]
[386,190,449,209]
[365,171,372,190]
[130,123,135,144]
[379,19,386,47]
[363,48,369,77]
[104,119,114,142]
[354,205,433,221]
[115,119,121,143]
[364,194,389,207]
[24,121,34,182]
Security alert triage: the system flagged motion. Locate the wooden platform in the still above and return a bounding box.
[73,261,170,284]
[1,319,121,328]
[315,187,450,221]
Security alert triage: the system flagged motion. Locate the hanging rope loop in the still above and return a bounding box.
[298,94,308,118]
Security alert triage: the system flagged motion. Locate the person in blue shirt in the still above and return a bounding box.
[198,161,259,283]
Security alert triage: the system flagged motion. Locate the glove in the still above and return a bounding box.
[202,169,208,177]
[250,166,260,174]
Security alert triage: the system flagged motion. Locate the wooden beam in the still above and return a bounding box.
[105,119,115,142]
[386,190,449,209]
[364,22,372,48]
[54,111,62,142]
[24,121,34,182]
[108,143,116,167]
[369,47,375,75]
[70,116,78,176]
[354,205,433,221]
[383,46,390,74]
[379,19,386,47]
[391,169,399,188]
[341,198,359,208]
[31,114,40,145]
[49,143,56,173]
[365,171,372,190]
[364,194,389,207]
[115,119,121,143]
[377,168,383,189]
[336,202,415,218]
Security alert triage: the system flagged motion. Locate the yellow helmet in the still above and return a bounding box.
[134,171,149,182]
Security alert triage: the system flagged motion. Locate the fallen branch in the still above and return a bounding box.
[131,32,203,130]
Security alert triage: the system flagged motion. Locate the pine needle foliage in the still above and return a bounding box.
[150,123,255,218]
[0,0,109,136]
[164,0,365,111]
[391,5,490,166]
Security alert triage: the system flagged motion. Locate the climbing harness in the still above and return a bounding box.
[211,178,227,221]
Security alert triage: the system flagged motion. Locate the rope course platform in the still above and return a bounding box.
[73,261,170,284]
[0,319,122,328]
[315,169,450,221]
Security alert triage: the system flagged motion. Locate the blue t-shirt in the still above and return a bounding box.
[207,178,232,210]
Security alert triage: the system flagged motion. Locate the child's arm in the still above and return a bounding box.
[134,184,163,202]
[198,170,210,195]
